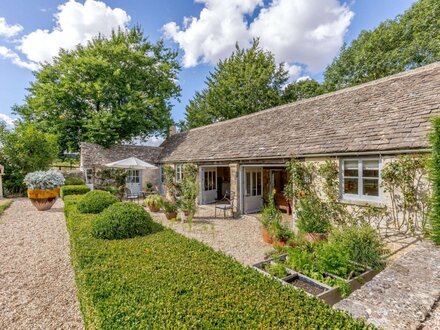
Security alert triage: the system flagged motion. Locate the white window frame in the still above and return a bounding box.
[175,164,183,182]
[203,168,217,191]
[245,168,262,197]
[340,158,382,202]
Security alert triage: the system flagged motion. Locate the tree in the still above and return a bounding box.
[0,122,58,195]
[16,27,181,151]
[183,39,288,129]
[324,0,440,91]
[282,79,324,103]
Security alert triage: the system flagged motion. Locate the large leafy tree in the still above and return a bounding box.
[16,27,181,151]
[324,0,440,91]
[183,39,288,129]
[282,79,324,104]
[0,122,58,195]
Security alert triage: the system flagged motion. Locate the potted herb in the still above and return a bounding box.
[144,194,163,212]
[296,196,331,242]
[260,190,281,244]
[162,200,178,220]
[24,170,65,211]
[269,220,294,247]
[145,182,154,192]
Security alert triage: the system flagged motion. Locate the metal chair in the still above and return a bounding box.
[214,191,235,219]
[125,187,140,203]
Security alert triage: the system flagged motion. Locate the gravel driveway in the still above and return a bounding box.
[0,198,83,330]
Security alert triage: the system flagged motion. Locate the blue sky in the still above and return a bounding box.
[0,0,417,127]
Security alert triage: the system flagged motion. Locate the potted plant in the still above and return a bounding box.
[145,182,154,192]
[269,220,294,247]
[296,196,331,242]
[162,200,178,220]
[24,170,65,211]
[144,194,163,212]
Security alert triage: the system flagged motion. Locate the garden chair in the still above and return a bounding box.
[125,187,140,203]
[214,191,235,219]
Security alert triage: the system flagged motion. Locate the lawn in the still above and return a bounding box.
[64,196,369,329]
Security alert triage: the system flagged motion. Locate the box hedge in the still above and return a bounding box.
[77,190,118,214]
[64,177,85,185]
[64,199,369,329]
[92,202,154,239]
[61,185,90,199]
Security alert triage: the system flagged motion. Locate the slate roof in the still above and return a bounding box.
[81,142,162,167]
[159,62,440,163]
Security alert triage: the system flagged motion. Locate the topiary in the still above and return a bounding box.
[91,202,154,239]
[64,176,85,185]
[77,190,118,214]
[61,185,90,199]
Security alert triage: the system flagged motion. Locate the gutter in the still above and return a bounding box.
[159,148,432,164]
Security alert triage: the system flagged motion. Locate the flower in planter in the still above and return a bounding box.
[24,170,65,190]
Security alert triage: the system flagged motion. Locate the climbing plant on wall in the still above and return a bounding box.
[429,118,440,244]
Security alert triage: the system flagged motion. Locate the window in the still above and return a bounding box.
[175,164,183,182]
[203,169,216,191]
[85,168,93,184]
[245,169,262,197]
[126,169,140,183]
[342,159,381,201]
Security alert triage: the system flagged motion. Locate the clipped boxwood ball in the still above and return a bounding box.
[77,190,118,214]
[91,202,154,240]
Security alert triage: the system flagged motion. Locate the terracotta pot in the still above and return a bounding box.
[165,212,178,220]
[261,226,274,244]
[272,237,288,247]
[27,188,59,211]
[148,205,160,212]
[304,232,328,243]
[183,210,190,216]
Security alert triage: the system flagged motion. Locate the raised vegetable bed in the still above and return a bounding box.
[253,255,377,305]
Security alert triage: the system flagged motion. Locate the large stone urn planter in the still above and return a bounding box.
[27,188,59,211]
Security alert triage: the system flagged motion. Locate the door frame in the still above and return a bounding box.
[199,165,218,204]
[126,169,142,194]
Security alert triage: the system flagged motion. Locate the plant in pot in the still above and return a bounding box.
[180,164,198,222]
[144,194,163,212]
[296,195,331,242]
[24,170,65,211]
[269,220,294,247]
[162,200,178,220]
[145,182,154,192]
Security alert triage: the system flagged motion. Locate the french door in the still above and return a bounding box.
[126,169,142,195]
[201,167,217,204]
[243,167,263,213]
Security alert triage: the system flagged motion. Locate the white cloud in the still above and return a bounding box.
[163,0,262,68]
[164,0,353,74]
[19,0,130,65]
[0,113,16,127]
[296,76,312,82]
[0,46,38,70]
[0,17,23,38]
[284,63,302,81]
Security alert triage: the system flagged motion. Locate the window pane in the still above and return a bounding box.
[246,172,250,196]
[204,171,208,190]
[257,171,262,195]
[213,171,217,190]
[363,179,379,196]
[344,178,358,194]
[363,160,379,178]
[344,161,358,177]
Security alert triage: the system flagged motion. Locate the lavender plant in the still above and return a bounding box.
[24,170,65,190]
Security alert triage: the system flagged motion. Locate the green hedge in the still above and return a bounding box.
[64,177,85,185]
[64,199,369,329]
[92,203,154,239]
[430,117,440,244]
[77,190,118,214]
[61,185,90,199]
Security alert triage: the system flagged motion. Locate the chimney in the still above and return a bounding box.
[168,124,177,137]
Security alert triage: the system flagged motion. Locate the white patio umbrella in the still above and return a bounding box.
[105,157,157,169]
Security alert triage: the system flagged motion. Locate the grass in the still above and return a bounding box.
[64,195,370,329]
[0,199,12,216]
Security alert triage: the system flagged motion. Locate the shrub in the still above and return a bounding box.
[328,225,387,269]
[144,194,163,209]
[91,202,154,240]
[162,200,178,213]
[24,170,64,190]
[430,117,440,244]
[64,199,366,328]
[296,196,331,234]
[77,190,118,214]
[61,185,90,199]
[64,176,85,185]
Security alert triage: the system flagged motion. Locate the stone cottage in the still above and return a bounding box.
[81,62,440,214]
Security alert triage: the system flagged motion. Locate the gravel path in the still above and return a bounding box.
[0,198,83,330]
[149,205,274,265]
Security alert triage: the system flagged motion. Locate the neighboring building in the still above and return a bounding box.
[80,62,440,214]
[80,142,162,195]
